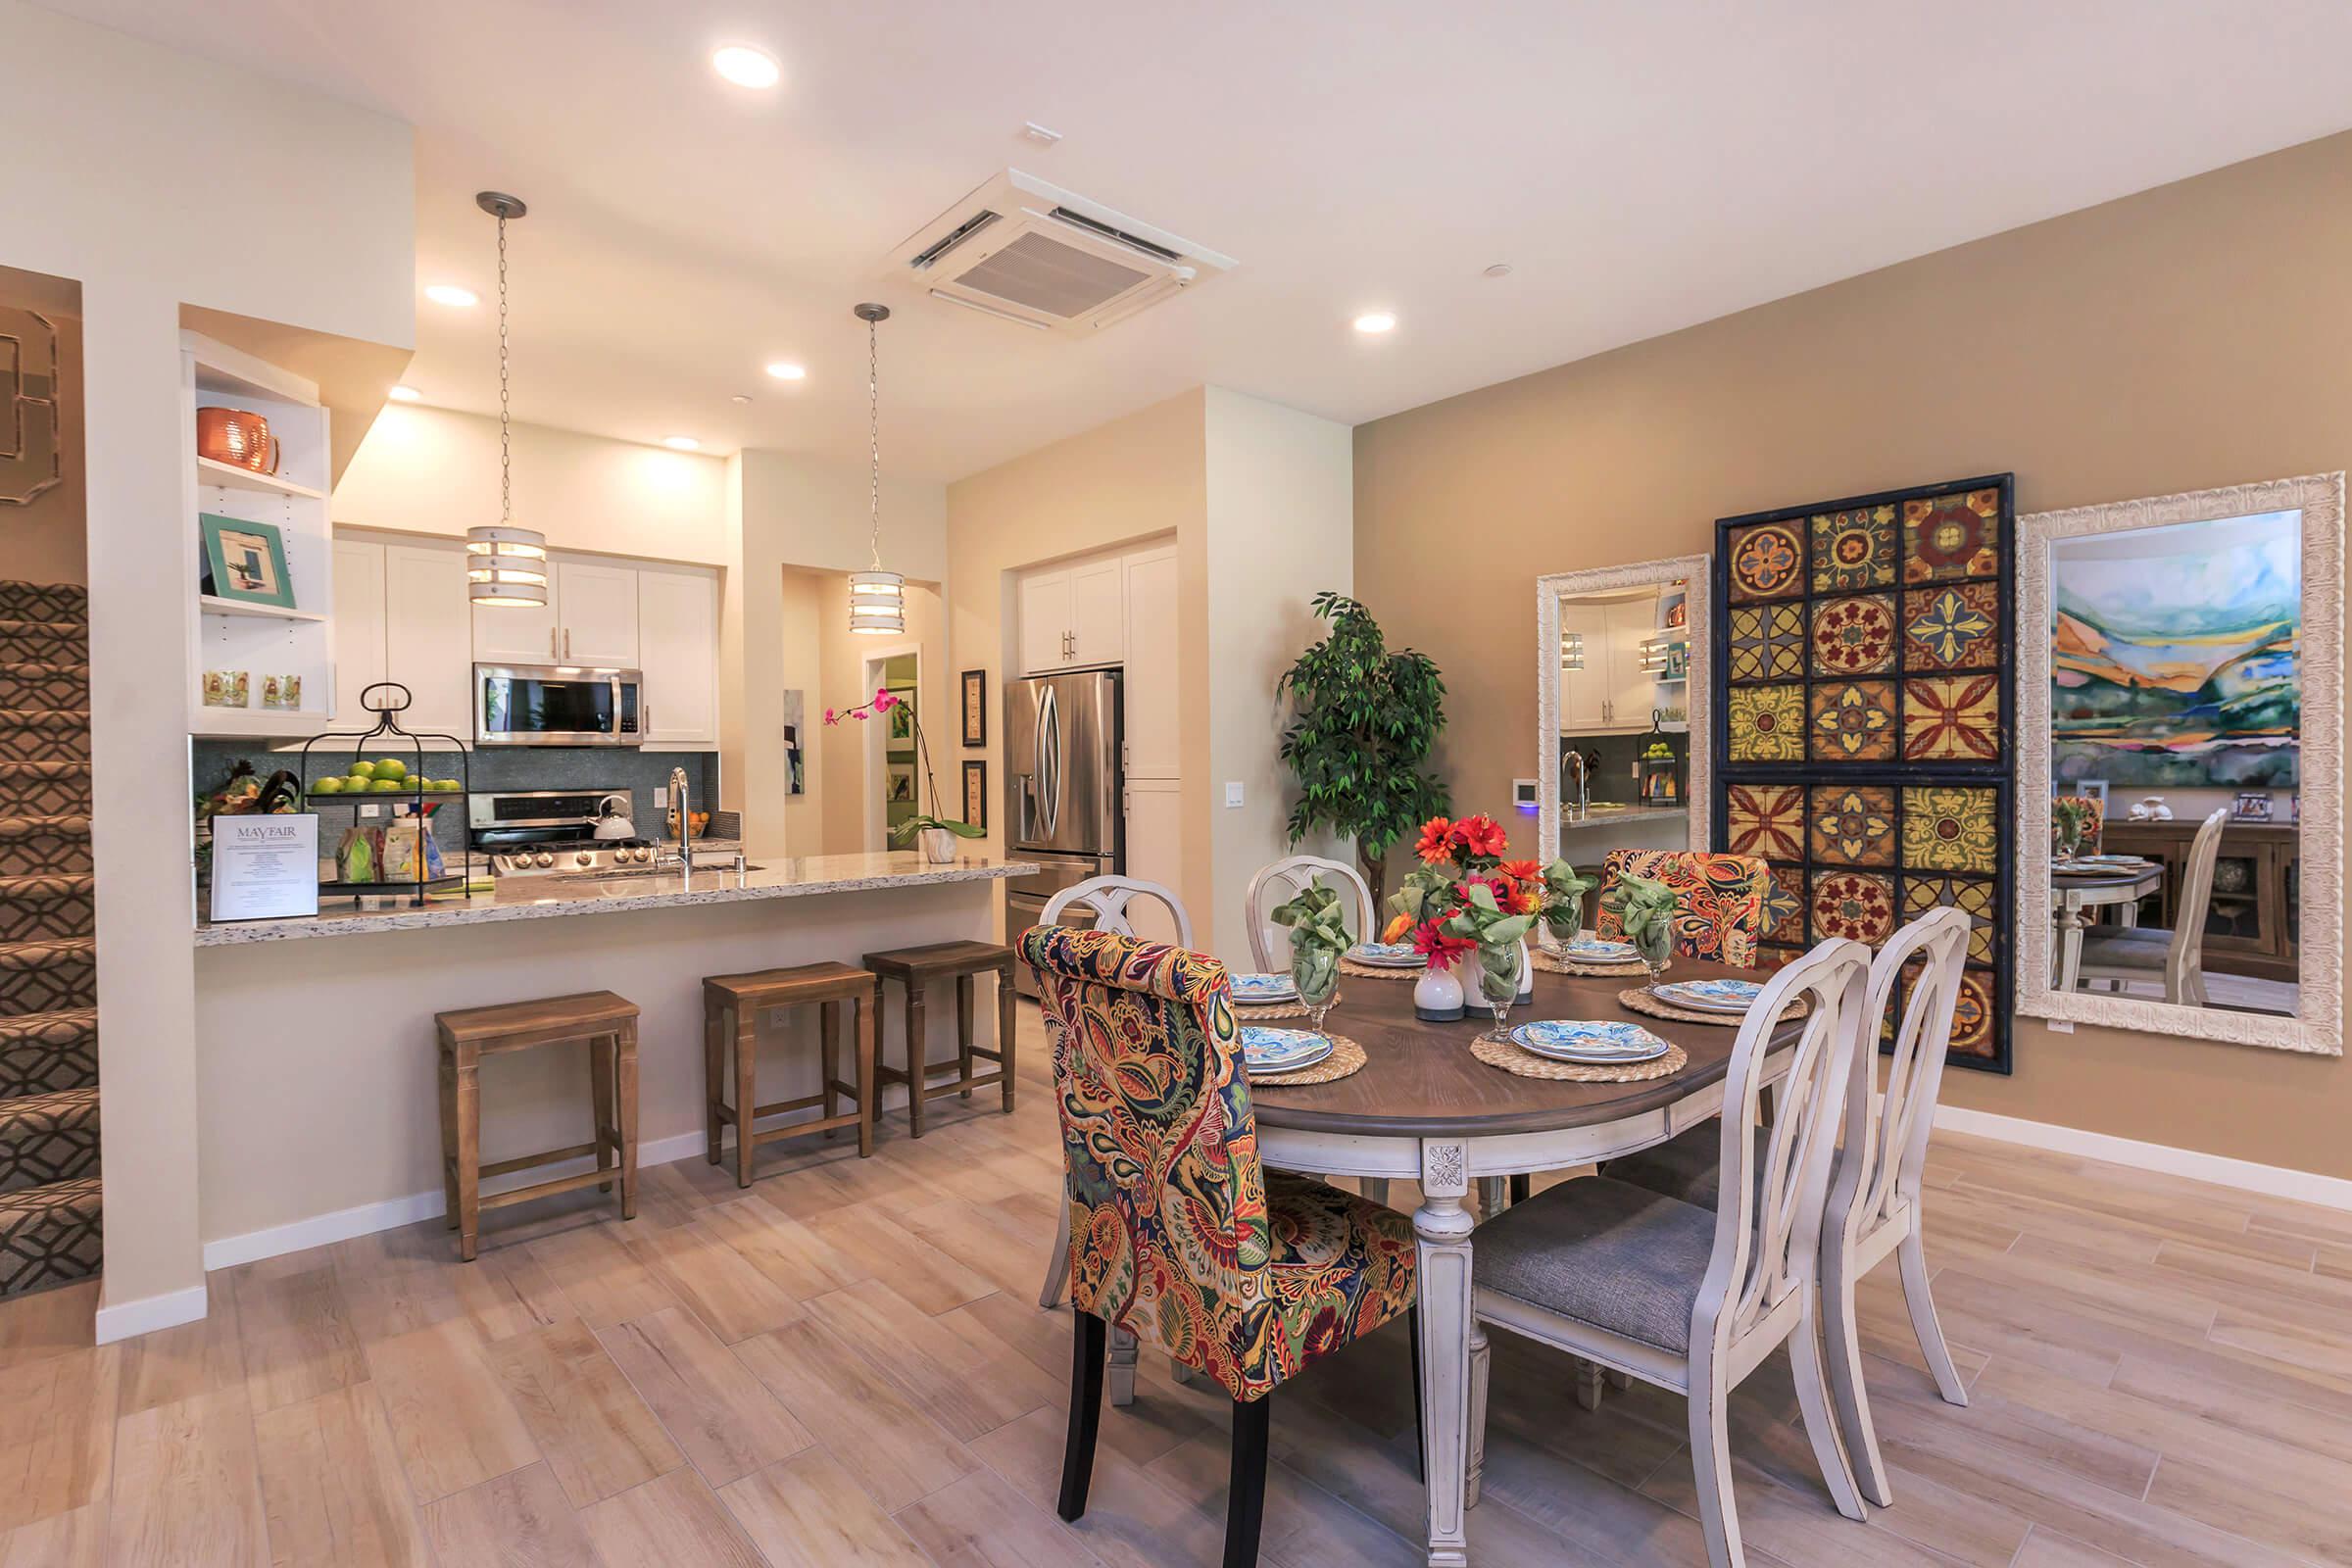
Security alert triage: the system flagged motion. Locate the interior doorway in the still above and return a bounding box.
[861,646,920,851]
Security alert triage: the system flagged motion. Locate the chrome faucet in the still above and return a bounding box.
[667,765,693,876]
[1563,748,1590,824]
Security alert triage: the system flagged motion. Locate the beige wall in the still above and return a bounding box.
[333,405,728,564]
[947,390,1212,940]
[0,279,85,586]
[0,0,416,1329]
[723,451,946,858]
[1354,130,2352,1178]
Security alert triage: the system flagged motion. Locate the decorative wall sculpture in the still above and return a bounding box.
[0,307,63,507]
[1716,474,2017,1073]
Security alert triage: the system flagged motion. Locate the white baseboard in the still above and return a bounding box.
[200,1129,710,1273]
[95,1281,209,1345]
[1932,1104,2352,1213]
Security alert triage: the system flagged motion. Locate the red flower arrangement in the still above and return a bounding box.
[1383,814,1595,972]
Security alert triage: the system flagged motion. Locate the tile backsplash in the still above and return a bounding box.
[190,741,720,838]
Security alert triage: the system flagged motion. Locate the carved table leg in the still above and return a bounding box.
[1415,1139,1474,1568]
[1466,1318,1491,1508]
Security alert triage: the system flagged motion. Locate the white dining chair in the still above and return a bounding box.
[1242,854,1375,970]
[1034,874,1196,1318]
[1467,937,1874,1568]
[1603,906,1974,1511]
[2075,806,2229,1006]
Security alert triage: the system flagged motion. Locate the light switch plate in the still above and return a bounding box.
[654,786,669,808]
[1224,782,1244,808]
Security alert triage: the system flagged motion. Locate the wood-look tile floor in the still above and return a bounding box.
[9,1008,2352,1566]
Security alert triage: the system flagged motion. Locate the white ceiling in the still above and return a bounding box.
[44,1,2352,481]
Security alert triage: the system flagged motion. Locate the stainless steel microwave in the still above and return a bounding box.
[473,663,643,747]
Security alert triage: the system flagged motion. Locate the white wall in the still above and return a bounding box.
[335,405,728,565]
[723,452,947,858]
[1202,388,1355,955]
[0,0,415,1334]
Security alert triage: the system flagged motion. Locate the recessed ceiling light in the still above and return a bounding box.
[425,284,478,308]
[387,384,421,403]
[764,361,807,381]
[662,436,702,452]
[711,45,781,89]
[1021,122,1063,146]
[729,394,753,405]
[1483,263,1514,279]
[1353,312,1396,334]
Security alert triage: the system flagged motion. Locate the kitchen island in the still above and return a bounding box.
[192,852,1036,1266]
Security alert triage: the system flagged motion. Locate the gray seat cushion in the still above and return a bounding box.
[1601,1122,1735,1209]
[1472,1177,1717,1354]
[2078,927,2172,971]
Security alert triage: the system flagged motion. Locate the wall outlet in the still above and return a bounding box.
[653,786,668,808]
[359,803,381,819]
[1224,782,1244,808]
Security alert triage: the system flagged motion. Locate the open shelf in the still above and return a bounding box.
[198,594,327,623]
[195,456,326,500]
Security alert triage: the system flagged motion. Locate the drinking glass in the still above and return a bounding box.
[1292,945,1341,1036]
[1632,921,1674,993]
[1476,943,1519,1042]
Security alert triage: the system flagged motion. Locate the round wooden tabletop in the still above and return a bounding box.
[1247,957,1791,1138]
[2050,865,2164,893]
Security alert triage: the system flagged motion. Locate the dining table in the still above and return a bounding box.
[2050,860,2165,992]
[1248,955,1803,1568]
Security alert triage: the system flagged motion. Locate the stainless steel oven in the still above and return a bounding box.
[472,663,643,747]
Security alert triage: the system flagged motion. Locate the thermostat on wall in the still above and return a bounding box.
[1512,778,1539,814]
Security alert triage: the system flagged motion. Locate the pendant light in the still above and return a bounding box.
[466,191,549,609]
[848,302,905,635]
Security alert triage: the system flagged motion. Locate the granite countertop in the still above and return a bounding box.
[195,852,1039,946]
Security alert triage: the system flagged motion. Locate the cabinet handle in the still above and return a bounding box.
[549,625,558,659]
[564,627,571,661]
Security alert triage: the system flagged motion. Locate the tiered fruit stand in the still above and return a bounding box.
[295,683,473,906]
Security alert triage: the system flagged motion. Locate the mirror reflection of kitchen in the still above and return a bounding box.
[2049,509,2301,1018]
[1554,578,1692,861]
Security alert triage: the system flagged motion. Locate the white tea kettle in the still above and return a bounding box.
[589,792,638,841]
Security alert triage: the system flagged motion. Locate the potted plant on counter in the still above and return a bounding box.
[825,688,985,862]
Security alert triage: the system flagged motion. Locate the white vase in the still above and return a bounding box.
[917,826,956,864]
[1413,963,1464,1023]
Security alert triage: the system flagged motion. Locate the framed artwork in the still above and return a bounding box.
[1716,472,2018,1074]
[962,759,988,829]
[886,685,916,745]
[200,513,296,608]
[960,668,987,747]
[885,762,915,804]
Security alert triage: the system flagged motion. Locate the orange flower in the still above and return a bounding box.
[1414,817,1454,864]
[1455,813,1508,859]
[1381,911,1415,944]
[1497,858,1543,883]
[1505,883,1544,917]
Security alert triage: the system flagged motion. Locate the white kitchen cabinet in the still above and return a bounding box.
[553,560,640,666]
[1020,571,1075,675]
[1122,776,1185,945]
[471,590,558,664]
[1604,599,1663,730]
[637,565,720,748]
[382,542,473,739]
[1121,546,1180,779]
[1069,558,1125,667]
[1557,597,1666,733]
[1556,603,1610,732]
[331,539,386,724]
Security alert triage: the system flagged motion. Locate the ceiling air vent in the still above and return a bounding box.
[887,170,1235,335]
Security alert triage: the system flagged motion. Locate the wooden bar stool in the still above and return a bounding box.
[702,960,878,1187]
[862,940,1017,1139]
[435,990,639,1262]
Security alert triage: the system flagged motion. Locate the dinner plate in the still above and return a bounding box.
[1229,972,1299,1004]
[1562,938,1639,963]
[1347,942,1425,968]
[1508,1018,1670,1064]
[1239,1026,1334,1073]
[1652,978,1762,1014]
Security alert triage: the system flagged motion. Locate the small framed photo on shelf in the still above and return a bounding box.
[2232,790,2275,822]
[960,668,987,747]
[885,761,916,804]
[961,759,988,830]
[200,513,296,609]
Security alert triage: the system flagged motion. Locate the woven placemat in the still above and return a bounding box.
[1470,1035,1689,1083]
[1235,997,1321,1021]
[1249,1033,1366,1087]
[1617,987,1811,1028]
[1339,956,1424,981]
[1531,950,1651,980]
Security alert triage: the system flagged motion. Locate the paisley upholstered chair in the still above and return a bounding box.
[1592,849,1771,968]
[1024,926,1418,1568]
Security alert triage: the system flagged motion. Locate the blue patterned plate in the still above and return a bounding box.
[1564,938,1638,963]
[1652,978,1763,1014]
[1230,972,1298,1004]
[1240,1026,1334,1073]
[1347,942,1425,968]
[1507,1018,1670,1064]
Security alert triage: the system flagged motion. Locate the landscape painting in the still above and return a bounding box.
[2051,510,2301,787]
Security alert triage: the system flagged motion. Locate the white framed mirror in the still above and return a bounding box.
[1536,556,1713,880]
[2017,473,2341,1054]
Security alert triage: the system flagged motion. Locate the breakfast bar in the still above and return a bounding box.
[190,853,1034,1262]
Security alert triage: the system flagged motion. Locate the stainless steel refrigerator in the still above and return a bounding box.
[1004,668,1122,997]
